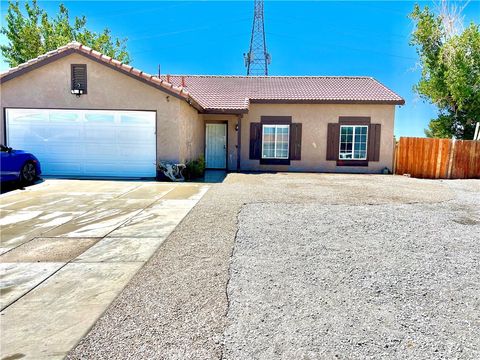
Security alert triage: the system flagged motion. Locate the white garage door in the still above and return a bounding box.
[6,108,156,178]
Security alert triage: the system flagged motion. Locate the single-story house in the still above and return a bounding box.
[0,42,405,178]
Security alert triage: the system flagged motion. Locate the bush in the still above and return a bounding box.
[184,156,205,180]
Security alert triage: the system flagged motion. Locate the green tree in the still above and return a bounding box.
[1,0,130,67]
[410,4,480,139]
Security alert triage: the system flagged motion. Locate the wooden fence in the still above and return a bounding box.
[394,137,480,179]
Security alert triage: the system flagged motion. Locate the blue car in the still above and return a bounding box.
[1,145,42,185]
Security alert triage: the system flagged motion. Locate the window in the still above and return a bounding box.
[262,124,289,159]
[339,125,368,160]
[71,64,87,94]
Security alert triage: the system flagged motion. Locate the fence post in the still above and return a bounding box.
[392,139,398,175]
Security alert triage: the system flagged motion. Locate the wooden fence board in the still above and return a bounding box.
[395,137,480,179]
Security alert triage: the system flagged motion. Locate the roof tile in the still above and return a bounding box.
[161,75,405,110]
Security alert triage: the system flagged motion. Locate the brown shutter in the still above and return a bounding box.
[71,64,87,93]
[326,123,340,161]
[368,124,381,161]
[289,123,302,160]
[249,122,262,159]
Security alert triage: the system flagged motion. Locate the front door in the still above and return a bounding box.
[205,123,227,169]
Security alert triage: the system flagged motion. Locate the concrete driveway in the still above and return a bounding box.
[0,179,209,360]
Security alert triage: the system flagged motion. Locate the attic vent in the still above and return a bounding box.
[71,64,87,95]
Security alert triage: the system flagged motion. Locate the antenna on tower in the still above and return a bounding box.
[244,0,271,76]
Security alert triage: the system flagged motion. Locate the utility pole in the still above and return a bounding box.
[244,0,271,76]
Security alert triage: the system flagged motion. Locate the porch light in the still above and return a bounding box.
[71,82,84,97]
[235,124,239,131]
[71,88,84,97]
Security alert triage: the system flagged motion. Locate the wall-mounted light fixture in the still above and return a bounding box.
[235,124,239,131]
[71,88,84,97]
[71,82,84,98]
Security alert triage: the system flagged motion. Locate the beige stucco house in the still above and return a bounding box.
[0,42,404,178]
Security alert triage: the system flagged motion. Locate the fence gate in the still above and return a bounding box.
[394,137,480,179]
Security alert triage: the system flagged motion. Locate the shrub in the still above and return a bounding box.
[184,156,205,180]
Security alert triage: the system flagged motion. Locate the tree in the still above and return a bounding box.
[1,0,130,67]
[409,2,480,139]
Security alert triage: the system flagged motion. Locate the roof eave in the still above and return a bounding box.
[249,99,405,105]
[201,108,249,115]
[185,97,204,112]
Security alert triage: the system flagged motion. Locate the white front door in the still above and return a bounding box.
[6,108,157,178]
[205,123,227,169]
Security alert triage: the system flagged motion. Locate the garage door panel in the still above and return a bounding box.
[115,127,155,142]
[9,126,83,144]
[117,147,155,161]
[46,133,83,142]
[84,145,118,158]
[46,162,84,176]
[84,130,117,143]
[8,125,50,141]
[6,109,156,178]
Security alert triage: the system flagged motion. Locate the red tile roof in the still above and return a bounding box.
[161,75,405,112]
[1,42,404,113]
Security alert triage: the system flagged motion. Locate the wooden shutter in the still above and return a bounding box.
[249,123,262,159]
[368,124,381,161]
[71,64,87,93]
[326,123,340,161]
[289,123,302,160]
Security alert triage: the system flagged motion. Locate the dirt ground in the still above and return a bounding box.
[67,173,480,360]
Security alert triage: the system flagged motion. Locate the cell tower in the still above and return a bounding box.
[244,0,271,76]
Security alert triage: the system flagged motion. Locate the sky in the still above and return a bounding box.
[0,0,479,137]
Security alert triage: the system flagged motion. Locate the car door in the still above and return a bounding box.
[0,147,19,181]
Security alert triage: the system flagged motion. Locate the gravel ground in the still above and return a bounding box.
[68,174,479,359]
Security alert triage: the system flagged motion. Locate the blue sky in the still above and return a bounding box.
[1,1,479,137]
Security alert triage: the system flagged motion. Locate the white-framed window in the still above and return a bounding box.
[339,125,368,160]
[262,124,290,159]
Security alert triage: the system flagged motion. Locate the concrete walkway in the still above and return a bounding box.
[0,179,209,360]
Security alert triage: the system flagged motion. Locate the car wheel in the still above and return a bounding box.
[20,161,37,185]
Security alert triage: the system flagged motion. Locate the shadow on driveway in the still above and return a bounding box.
[1,178,44,194]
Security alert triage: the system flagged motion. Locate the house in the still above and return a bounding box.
[0,42,405,178]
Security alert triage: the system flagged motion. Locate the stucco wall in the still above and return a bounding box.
[178,101,203,163]
[240,103,396,173]
[0,52,194,163]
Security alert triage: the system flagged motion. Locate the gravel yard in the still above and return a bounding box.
[68,174,480,359]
